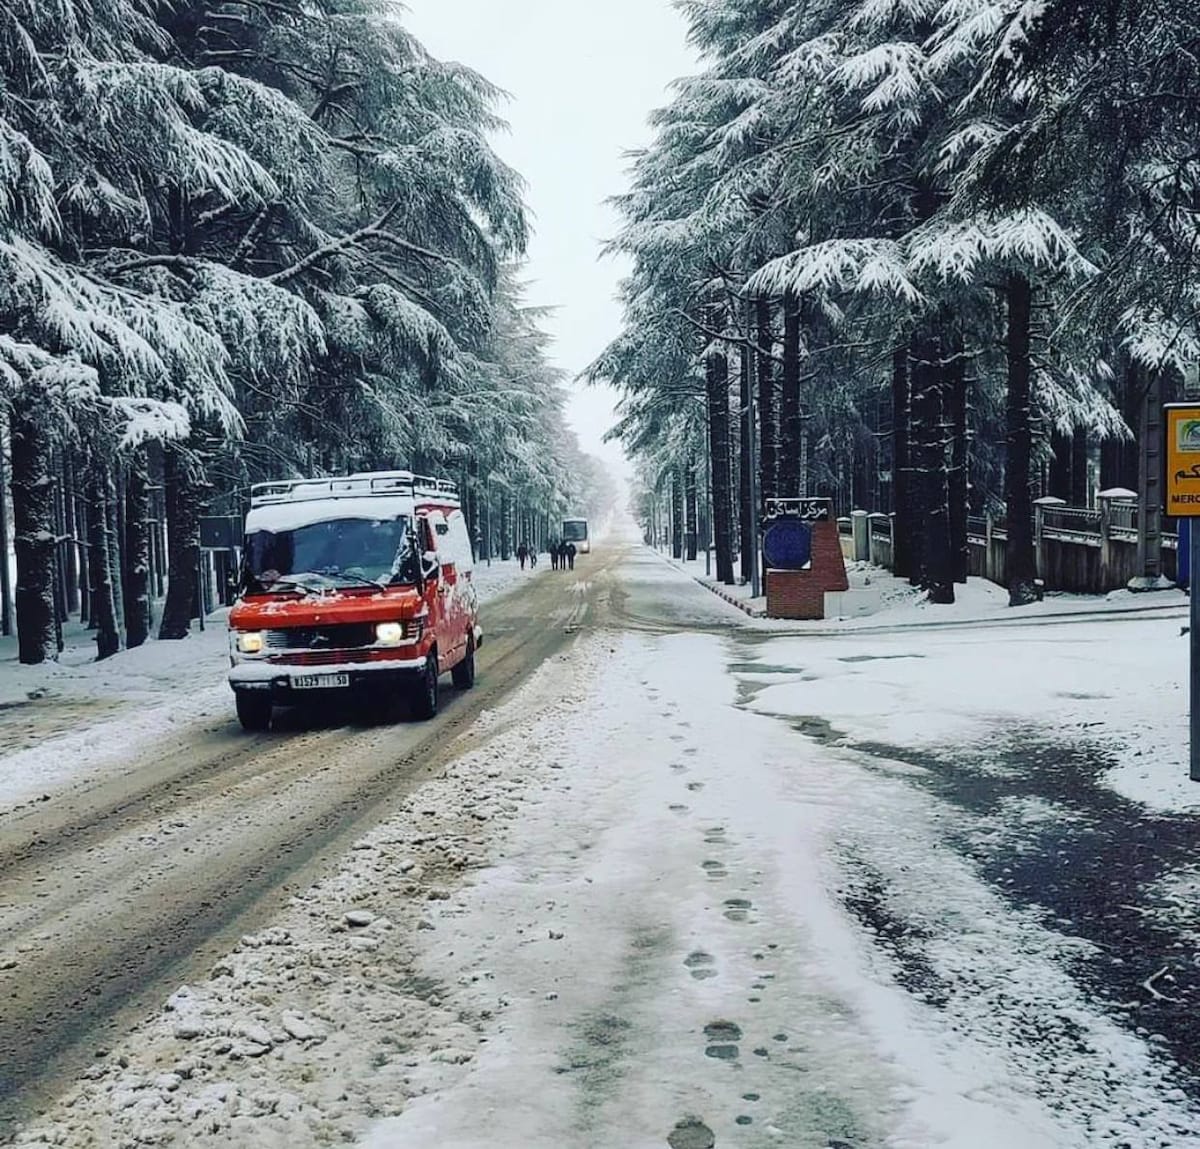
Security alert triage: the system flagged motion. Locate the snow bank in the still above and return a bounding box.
[741,613,1199,814]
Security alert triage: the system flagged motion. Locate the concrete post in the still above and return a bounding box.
[1033,496,1065,583]
[985,513,995,583]
[851,509,870,562]
[1099,488,1136,591]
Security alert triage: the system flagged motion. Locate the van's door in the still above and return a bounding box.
[419,510,463,671]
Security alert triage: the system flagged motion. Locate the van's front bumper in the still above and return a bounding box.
[229,655,426,702]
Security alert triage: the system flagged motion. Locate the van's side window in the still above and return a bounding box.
[447,510,475,574]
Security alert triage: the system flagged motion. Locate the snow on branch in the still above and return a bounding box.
[0,120,59,236]
[851,0,942,34]
[831,42,930,114]
[748,238,922,305]
[108,397,191,449]
[1120,307,1200,377]
[907,209,1096,281]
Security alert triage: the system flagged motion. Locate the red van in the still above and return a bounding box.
[227,471,480,731]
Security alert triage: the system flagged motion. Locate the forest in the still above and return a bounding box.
[592,0,1200,606]
[0,0,611,665]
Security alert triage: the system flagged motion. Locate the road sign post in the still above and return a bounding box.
[1162,403,1200,782]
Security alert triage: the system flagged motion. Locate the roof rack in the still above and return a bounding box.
[250,470,459,508]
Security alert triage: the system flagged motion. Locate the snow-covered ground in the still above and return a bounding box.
[661,548,1190,632]
[11,549,1200,1148]
[0,558,546,816]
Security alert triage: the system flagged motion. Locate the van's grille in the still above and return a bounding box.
[264,624,376,651]
[268,648,382,667]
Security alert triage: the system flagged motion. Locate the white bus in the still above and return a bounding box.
[562,517,590,554]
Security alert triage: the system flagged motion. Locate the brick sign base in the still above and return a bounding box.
[765,520,849,620]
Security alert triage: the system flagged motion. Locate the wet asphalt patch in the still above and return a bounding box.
[847,729,1200,1093]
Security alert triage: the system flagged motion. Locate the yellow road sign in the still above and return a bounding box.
[1165,404,1200,516]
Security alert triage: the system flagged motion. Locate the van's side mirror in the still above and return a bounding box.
[421,550,440,581]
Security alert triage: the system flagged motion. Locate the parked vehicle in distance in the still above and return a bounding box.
[562,517,590,554]
[227,471,480,731]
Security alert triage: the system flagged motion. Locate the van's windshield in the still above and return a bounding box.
[242,515,418,592]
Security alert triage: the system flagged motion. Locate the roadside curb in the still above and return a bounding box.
[651,549,767,618]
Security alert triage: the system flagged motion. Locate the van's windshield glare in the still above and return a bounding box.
[242,515,418,592]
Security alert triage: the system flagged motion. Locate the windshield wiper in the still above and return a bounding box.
[312,569,385,589]
[252,577,314,595]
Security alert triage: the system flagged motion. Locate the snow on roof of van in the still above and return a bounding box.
[245,495,413,534]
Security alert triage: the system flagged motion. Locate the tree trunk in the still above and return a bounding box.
[706,350,735,584]
[77,489,91,626]
[10,404,56,663]
[0,414,15,637]
[910,326,954,603]
[60,459,76,620]
[739,333,753,582]
[109,467,125,631]
[87,459,121,660]
[1101,359,1141,491]
[1049,430,1072,500]
[159,444,204,640]
[891,344,913,579]
[948,328,970,584]
[1070,429,1089,506]
[1005,272,1038,605]
[671,472,684,559]
[756,297,777,506]
[685,461,698,561]
[500,492,511,561]
[124,447,152,648]
[779,293,801,497]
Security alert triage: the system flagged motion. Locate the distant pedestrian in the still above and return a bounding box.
[529,547,538,568]
[517,542,529,570]
[550,541,559,571]
[566,541,576,571]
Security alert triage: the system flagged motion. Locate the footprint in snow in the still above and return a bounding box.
[687,781,705,792]
[723,897,752,922]
[684,951,717,980]
[703,1019,742,1062]
[666,1118,715,1149]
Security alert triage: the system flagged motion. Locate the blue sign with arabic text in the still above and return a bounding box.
[763,518,812,571]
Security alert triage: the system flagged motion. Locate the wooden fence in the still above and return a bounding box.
[839,496,1179,594]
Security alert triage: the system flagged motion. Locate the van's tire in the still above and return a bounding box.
[236,692,273,732]
[451,636,476,690]
[410,653,439,720]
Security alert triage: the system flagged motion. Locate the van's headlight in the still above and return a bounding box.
[236,631,265,655]
[375,621,405,646]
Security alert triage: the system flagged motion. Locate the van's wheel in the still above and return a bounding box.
[410,653,439,720]
[236,692,273,732]
[452,636,476,690]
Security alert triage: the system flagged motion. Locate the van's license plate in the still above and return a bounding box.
[291,673,350,690]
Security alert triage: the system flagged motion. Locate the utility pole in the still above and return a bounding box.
[1165,393,1200,782]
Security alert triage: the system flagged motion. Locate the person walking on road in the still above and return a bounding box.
[549,540,559,571]
[529,546,538,569]
[516,542,529,570]
[566,541,576,571]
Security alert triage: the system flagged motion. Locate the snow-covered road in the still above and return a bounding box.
[6,547,1200,1148]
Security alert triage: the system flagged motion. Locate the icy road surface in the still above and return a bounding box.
[4,547,1200,1148]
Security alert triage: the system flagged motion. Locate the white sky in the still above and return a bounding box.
[402,0,698,487]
